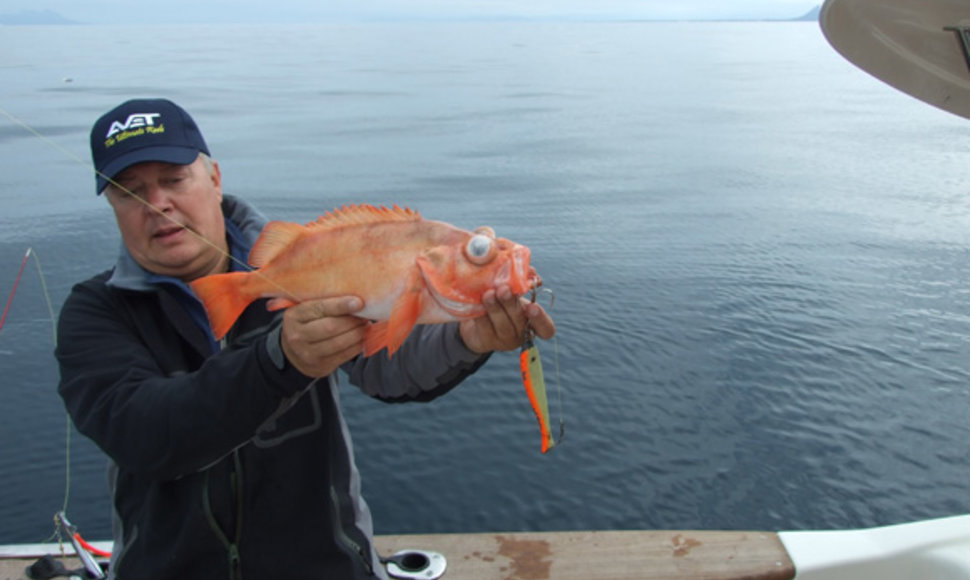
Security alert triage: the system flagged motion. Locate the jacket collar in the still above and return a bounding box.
[106,194,267,292]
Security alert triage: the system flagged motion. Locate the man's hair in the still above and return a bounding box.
[199,153,215,176]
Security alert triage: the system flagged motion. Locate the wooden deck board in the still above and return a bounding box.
[377,531,795,580]
[0,530,795,580]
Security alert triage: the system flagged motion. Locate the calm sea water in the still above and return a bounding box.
[1,21,969,544]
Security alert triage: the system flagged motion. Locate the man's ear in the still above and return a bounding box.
[210,160,223,200]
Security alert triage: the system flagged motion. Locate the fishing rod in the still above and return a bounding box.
[0,249,31,334]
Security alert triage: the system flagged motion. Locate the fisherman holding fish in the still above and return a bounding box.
[55,98,555,580]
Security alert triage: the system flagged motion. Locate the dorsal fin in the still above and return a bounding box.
[306,204,421,230]
[249,221,305,268]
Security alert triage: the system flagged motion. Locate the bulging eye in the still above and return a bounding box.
[465,233,497,265]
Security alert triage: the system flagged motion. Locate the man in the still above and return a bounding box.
[55,98,555,580]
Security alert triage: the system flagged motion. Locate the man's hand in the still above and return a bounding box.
[280,296,367,377]
[459,285,556,354]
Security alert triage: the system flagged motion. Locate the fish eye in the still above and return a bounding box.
[465,234,497,265]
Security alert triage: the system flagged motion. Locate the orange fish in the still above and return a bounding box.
[189,204,540,357]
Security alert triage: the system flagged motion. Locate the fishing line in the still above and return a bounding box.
[0,105,298,300]
[2,105,539,325]
[4,105,560,508]
[0,247,73,542]
[0,105,293,546]
[31,249,58,347]
[546,334,565,446]
[27,250,71,522]
[0,104,298,546]
[520,286,565,452]
[541,288,565,445]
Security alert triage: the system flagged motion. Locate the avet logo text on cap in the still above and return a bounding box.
[104,113,165,147]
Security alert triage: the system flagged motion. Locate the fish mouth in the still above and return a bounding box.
[526,270,542,294]
[506,245,536,296]
[426,286,483,318]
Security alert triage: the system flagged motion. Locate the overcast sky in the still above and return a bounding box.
[6,1,820,25]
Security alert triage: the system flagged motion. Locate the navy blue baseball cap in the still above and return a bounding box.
[90,98,210,194]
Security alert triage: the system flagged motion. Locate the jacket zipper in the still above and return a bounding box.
[329,485,374,576]
[204,450,245,580]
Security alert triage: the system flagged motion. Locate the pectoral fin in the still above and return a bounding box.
[363,268,426,358]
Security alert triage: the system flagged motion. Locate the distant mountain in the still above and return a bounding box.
[793,5,821,21]
[0,9,79,25]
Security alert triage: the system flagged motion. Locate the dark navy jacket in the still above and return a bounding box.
[55,196,488,580]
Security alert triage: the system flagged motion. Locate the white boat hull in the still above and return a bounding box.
[779,514,970,579]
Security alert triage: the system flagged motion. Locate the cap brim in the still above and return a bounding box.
[96,146,202,194]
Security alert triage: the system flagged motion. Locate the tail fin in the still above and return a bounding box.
[189,271,254,340]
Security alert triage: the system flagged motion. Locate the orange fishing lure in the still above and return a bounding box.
[519,290,562,454]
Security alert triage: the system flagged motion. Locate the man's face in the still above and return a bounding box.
[105,156,228,281]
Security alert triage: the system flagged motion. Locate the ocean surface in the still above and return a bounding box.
[1,21,968,544]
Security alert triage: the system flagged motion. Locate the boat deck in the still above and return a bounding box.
[0,529,794,580]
